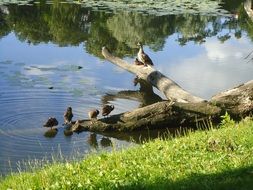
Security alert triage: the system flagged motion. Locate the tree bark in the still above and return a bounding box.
[70,48,253,133]
[210,80,253,119]
[102,47,204,103]
[71,101,221,132]
[245,0,253,21]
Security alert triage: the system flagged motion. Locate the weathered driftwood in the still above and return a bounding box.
[102,47,204,103]
[69,47,253,133]
[71,101,221,132]
[211,80,253,119]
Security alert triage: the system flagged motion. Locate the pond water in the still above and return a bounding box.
[0,0,253,176]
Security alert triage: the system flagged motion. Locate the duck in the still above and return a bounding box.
[43,117,58,129]
[134,58,145,66]
[64,107,73,124]
[102,105,114,117]
[43,117,58,130]
[88,109,99,121]
[137,42,154,66]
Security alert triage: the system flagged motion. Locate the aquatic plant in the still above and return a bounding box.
[78,0,230,16]
[0,0,230,16]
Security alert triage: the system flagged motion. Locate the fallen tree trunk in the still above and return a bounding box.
[102,47,204,103]
[70,48,253,133]
[211,80,253,119]
[244,0,253,22]
[71,101,221,132]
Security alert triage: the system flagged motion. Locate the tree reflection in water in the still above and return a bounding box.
[0,0,252,58]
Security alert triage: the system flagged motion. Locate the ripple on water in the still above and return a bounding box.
[0,88,132,175]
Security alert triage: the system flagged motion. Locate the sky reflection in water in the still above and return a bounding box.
[0,1,253,175]
[156,34,253,99]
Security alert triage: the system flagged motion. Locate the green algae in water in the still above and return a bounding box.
[78,0,230,16]
[0,0,230,16]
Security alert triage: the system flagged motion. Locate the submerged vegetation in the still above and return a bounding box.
[1,116,253,189]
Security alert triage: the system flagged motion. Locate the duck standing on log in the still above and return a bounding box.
[137,42,154,66]
[102,105,114,117]
[88,109,99,123]
[134,58,145,66]
[64,107,73,124]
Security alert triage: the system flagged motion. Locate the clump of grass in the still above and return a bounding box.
[0,116,253,190]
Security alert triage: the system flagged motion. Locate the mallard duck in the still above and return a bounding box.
[88,109,99,121]
[64,107,73,124]
[134,58,145,66]
[137,42,154,66]
[43,117,58,130]
[102,105,114,117]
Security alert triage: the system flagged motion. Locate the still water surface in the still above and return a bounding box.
[0,0,253,175]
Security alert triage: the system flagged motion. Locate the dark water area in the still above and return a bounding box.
[0,0,253,176]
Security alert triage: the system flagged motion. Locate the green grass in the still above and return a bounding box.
[1,116,253,190]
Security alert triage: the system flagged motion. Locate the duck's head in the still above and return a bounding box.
[67,107,72,112]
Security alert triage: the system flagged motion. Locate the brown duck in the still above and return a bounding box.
[137,42,154,66]
[88,109,99,120]
[102,105,114,117]
[134,58,145,66]
[64,107,73,124]
[43,117,58,130]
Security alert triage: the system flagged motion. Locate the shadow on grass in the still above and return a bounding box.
[121,166,253,190]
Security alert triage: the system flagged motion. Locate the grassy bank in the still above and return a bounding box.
[1,116,253,190]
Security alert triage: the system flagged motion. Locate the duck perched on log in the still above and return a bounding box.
[64,107,73,124]
[88,109,99,122]
[134,58,145,66]
[43,117,58,130]
[137,42,154,66]
[102,105,114,117]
